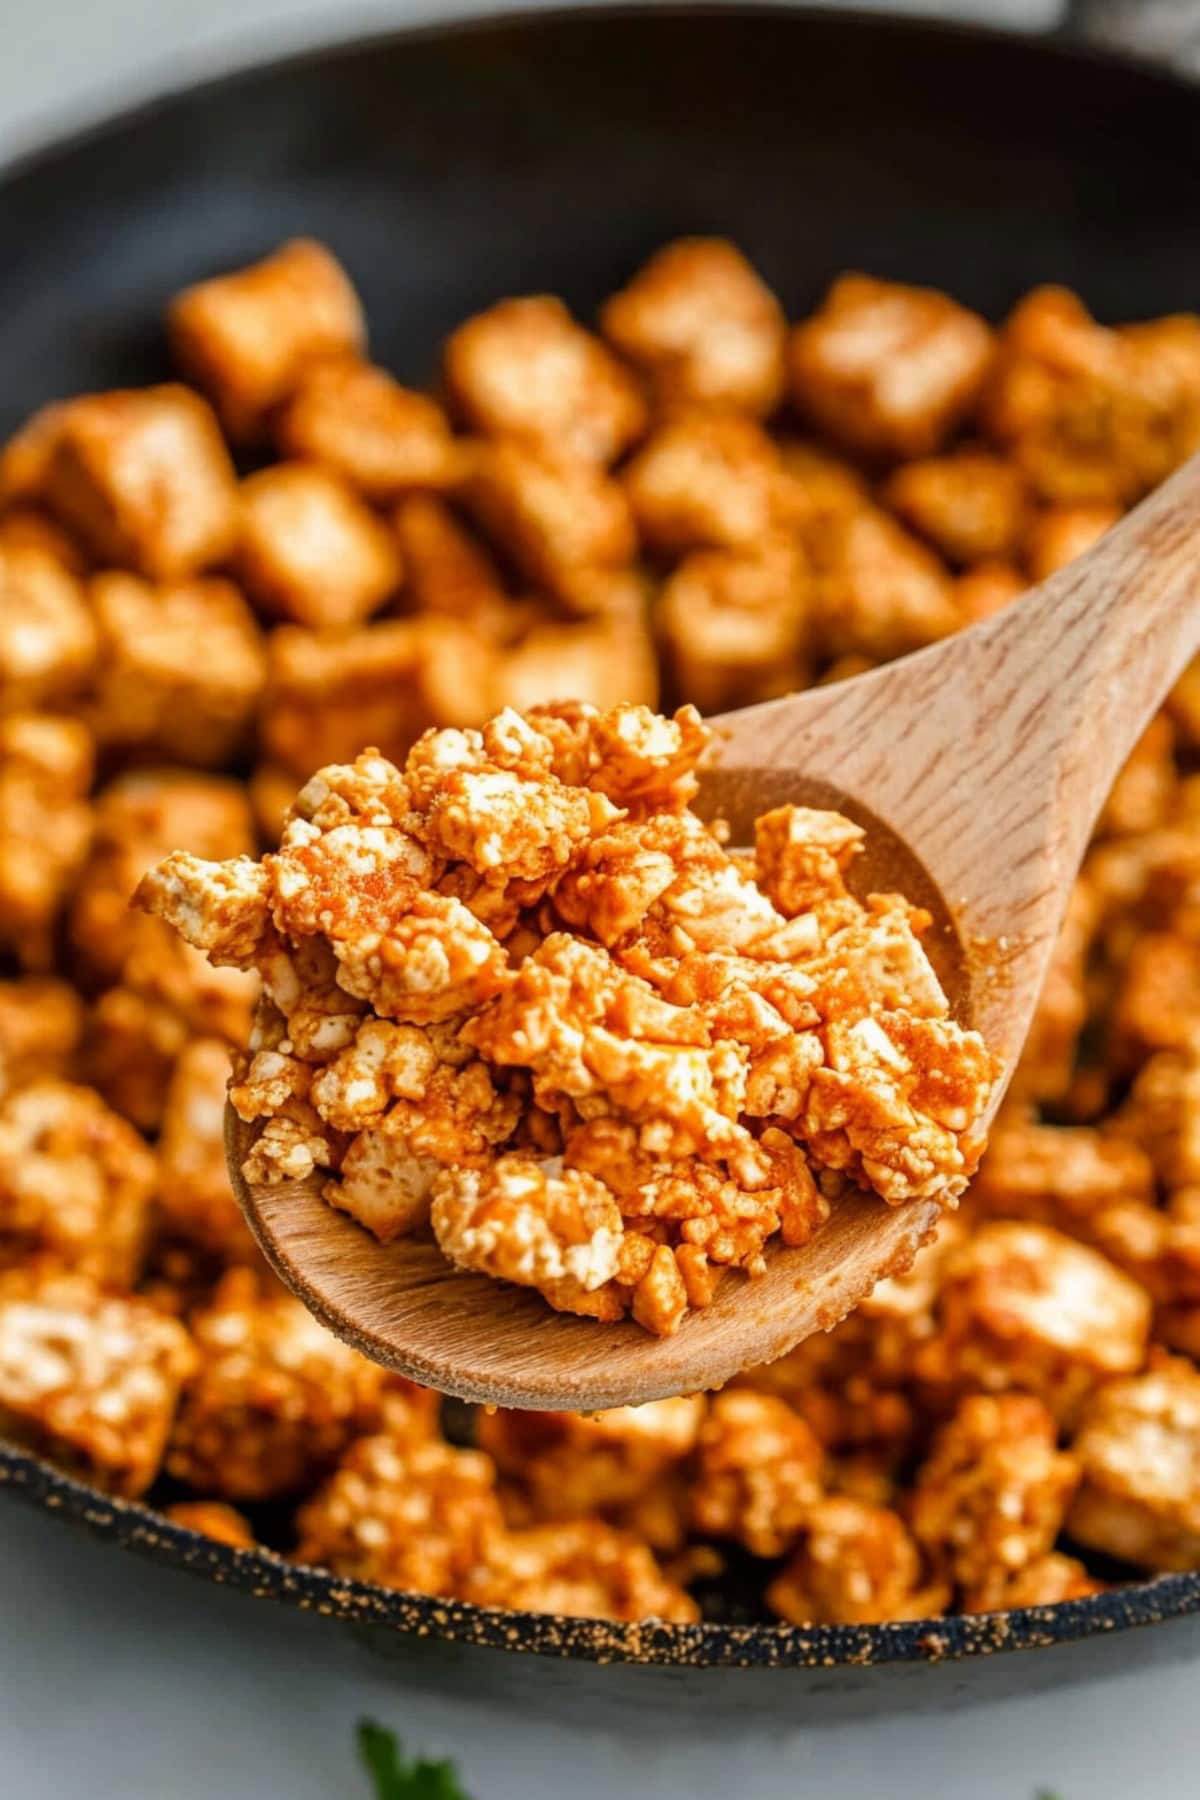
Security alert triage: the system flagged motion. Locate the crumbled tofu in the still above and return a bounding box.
[139,704,995,1335]
[168,239,366,441]
[294,1431,503,1594]
[601,238,786,417]
[69,768,254,986]
[392,494,508,619]
[461,1517,697,1621]
[2,235,1199,1630]
[955,559,1026,625]
[807,505,960,660]
[478,1395,705,1520]
[258,620,431,778]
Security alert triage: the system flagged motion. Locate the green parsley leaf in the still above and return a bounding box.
[357,1719,474,1800]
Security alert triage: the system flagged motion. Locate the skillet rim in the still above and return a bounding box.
[4,1437,1200,1668]
[3,0,1200,1671]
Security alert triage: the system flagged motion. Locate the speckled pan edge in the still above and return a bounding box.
[3,1442,1197,1669]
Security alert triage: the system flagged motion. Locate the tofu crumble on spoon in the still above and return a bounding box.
[137,701,998,1339]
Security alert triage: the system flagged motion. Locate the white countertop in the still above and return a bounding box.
[5,2,1197,1796]
[2,1495,1194,1800]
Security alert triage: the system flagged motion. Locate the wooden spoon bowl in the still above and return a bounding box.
[229,455,1200,1409]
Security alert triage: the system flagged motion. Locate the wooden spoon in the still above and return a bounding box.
[229,455,1200,1410]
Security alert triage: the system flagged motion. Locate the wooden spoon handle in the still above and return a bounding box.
[976,449,1200,870]
[713,451,1200,1079]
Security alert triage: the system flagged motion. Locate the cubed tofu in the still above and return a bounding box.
[236,462,402,629]
[460,1515,697,1621]
[622,409,785,556]
[1068,1358,1200,1571]
[0,506,87,572]
[955,559,1026,625]
[689,1390,824,1556]
[981,288,1200,505]
[39,386,238,579]
[0,1079,154,1285]
[166,1266,388,1500]
[79,983,188,1134]
[393,493,509,620]
[1111,1041,1200,1197]
[0,1264,194,1496]
[971,1116,1156,1235]
[601,237,787,417]
[277,358,465,498]
[1113,933,1200,1063]
[0,713,93,970]
[1024,502,1120,582]
[657,540,811,713]
[1100,715,1178,839]
[910,1394,1080,1608]
[248,761,298,847]
[1168,656,1200,749]
[774,439,870,531]
[920,1220,1152,1422]
[68,767,254,986]
[444,296,646,465]
[766,1495,935,1624]
[969,1551,1102,1612]
[1007,877,1098,1108]
[0,402,69,506]
[790,274,995,461]
[478,1396,705,1520]
[463,438,636,608]
[163,1500,255,1549]
[0,543,97,713]
[0,977,83,1099]
[491,607,659,717]
[807,504,959,660]
[258,620,431,777]
[158,1037,258,1261]
[294,1432,503,1594]
[881,449,1029,566]
[88,573,265,766]
[167,239,366,441]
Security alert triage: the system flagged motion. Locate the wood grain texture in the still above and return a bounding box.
[229,454,1200,1409]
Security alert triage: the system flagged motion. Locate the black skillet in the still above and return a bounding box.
[2,1,1200,1723]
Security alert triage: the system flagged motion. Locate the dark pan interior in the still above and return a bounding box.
[2,3,1200,1671]
[4,4,1200,441]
